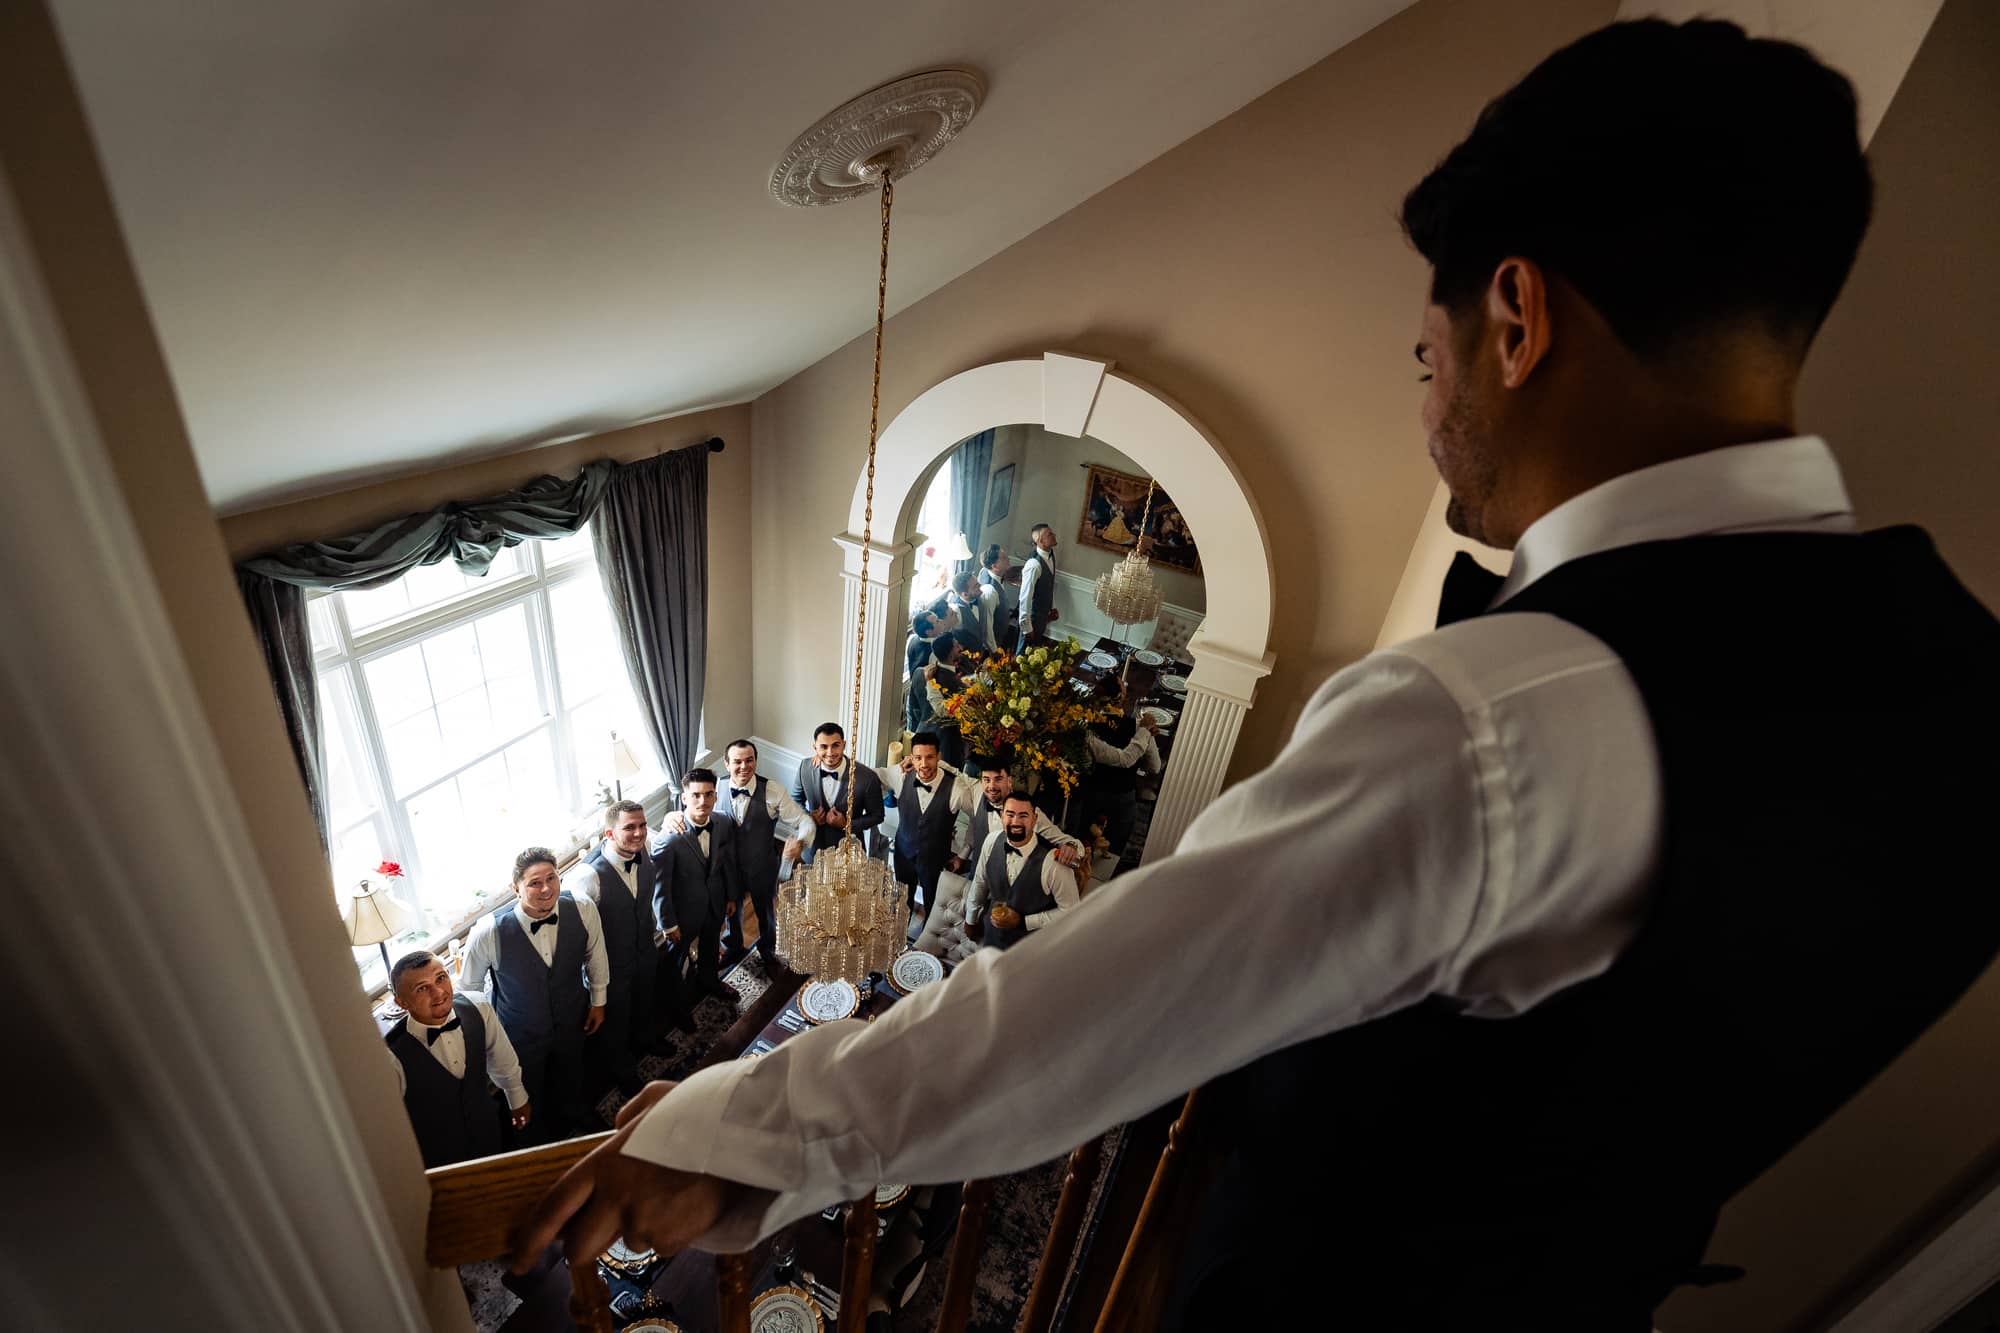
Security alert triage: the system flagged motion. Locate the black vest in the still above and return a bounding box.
[894,769,958,866]
[583,843,654,989]
[488,895,589,1053]
[1086,717,1141,795]
[729,776,781,896]
[981,831,1057,951]
[1025,551,1055,632]
[385,996,503,1168]
[1196,529,2000,1327]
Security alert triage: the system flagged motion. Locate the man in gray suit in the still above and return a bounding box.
[790,722,884,864]
[649,768,744,1030]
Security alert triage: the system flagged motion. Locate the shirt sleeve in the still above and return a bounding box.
[473,996,529,1110]
[770,787,812,841]
[1139,729,1162,776]
[457,919,500,998]
[563,862,602,904]
[1025,858,1081,932]
[614,644,1573,1253]
[571,894,609,1006]
[388,1045,406,1097]
[1087,731,1149,767]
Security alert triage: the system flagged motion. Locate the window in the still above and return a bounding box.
[908,458,956,616]
[309,526,661,989]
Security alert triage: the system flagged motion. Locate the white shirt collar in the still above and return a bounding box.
[601,837,642,869]
[1495,436,1855,605]
[514,899,558,930]
[404,1009,454,1042]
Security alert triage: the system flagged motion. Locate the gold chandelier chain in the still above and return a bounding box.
[847,172,893,833]
[1136,477,1157,544]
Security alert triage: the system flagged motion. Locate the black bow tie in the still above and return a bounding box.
[1007,843,1027,857]
[915,780,932,792]
[622,857,638,873]
[425,1017,462,1046]
[1435,550,1508,628]
[730,787,750,799]
[528,914,557,933]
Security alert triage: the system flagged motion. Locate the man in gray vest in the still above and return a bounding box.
[949,758,1083,867]
[383,950,530,1165]
[662,740,809,966]
[651,767,745,1028]
[564,799,659,1096]
[790,722,884,865]
[458,848,607,1142]
[965,793,1081,951]
[870,731,975,919]
[1015,523,1060,653]
[978,543,1014,650]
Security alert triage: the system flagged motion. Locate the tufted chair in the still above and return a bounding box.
[1147,608,1202,663]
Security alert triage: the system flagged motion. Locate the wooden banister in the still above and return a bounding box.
[1018,1137,1104,1333]
[840,1192,881,1333]
[1093,1088,1207,1333]
[936,1177,997,1333]
[716,1249,756,1333]
[424,1132,613,1267]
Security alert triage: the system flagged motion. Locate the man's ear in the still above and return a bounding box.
[1485,257,1553,389]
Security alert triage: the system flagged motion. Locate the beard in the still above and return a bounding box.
[1432,376,1499,545]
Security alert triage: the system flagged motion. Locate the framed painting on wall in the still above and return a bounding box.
[1076,463,1201,575]
[985,463,1016,526]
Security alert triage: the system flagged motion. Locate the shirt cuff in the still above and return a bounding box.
[590,987,608,1006]
[504,1085,529,1110]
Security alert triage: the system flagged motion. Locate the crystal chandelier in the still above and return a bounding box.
[1094,479,1165,628]
[769,73,984,983]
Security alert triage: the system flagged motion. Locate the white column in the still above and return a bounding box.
[833,532,913,765]
[1142,636,1274,862]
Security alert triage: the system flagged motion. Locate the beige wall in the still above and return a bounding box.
[750,0,1620,768]
[219,402,757,751]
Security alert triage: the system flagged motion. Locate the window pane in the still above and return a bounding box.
[404,728,563,926]
[307,595,341,655]
[317,668,376,831]
[367,603,543,792]
[568,696,659,806]
[549,576,622,706]
[541,522,595,567]
[341,547,523,631]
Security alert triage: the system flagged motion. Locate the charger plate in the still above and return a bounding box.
[798,978,861,1024]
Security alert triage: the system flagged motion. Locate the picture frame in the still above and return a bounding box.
[985,462,1016,526]
[1075,463,1202,574]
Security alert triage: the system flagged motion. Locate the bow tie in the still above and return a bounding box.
[528,914,557,933]
[622,857,638,873]
[730,787,750,799]
[1007,843,1027,857]
[914,780,932,792]
[1435,550,1508,629]
[425,1017,462,1046]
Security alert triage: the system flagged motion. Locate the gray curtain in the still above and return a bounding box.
[239,460,616,590]
[236,458,617,849]
[237,569,326,848]
[591,442,711,782]
[950,429,994,574]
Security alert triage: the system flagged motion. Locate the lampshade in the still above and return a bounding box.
[343,878,416,948]
[942,530,974,562]
[608,730,642,780]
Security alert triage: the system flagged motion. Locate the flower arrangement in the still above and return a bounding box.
[374,860,404,879]
[940,639,1123,796]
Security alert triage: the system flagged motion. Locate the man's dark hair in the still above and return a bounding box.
[389,950,439,991]
[725,738,758,761]
[603,797,645,827]
[813,722,845,742]
[1002,792,1037,809]
[1030,523,1052,540]
[969,753,1001,771]
[512,847,558,884]
[953,568,981,598]
[910,731,941,752]
[1400,18,1872,362]
[682,766,718,789]
[982,543,1005,569]
[912,610,936,637]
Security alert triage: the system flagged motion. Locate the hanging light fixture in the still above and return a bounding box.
[1094,478,1166,633]
[767,70,985,985]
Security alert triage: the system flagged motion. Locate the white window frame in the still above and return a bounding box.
[309,535,652,988]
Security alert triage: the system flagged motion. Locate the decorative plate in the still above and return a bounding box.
[1085,650,1118,670]
[798,978,861,1024]
[1159,673,1189,693]
[1139,706,1174,728]
[875,1181,911,1208]
[750,1284,825,1333]
[1133,648,1165,667]
[603,1238,657,1273]
[624,1322,683,1333]
[889,950,945,993]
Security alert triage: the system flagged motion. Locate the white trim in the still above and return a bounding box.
[1051,567,1201,648]
[1043,351,1111,437]
[0,163,424,1328]
[749,735,809,781]
[1827,1176,2000,1333]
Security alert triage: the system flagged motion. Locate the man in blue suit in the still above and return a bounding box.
[650,768,745,1031]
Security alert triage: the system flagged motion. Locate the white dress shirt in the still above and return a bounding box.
[563,838,646,906]
[459,894,610,1008]
[621,438,1857,1251]
[942,765,1080,859]
[1087,726,1162,774]
[387,992,529,1109]
[726,778,811,839]
[963,829,1082,934]
[1017,548,1054,632]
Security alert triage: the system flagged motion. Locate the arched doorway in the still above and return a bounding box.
[832,352,1275,859]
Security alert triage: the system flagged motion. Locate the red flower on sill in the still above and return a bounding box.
[374,860,405,878]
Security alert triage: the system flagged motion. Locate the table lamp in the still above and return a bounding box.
[343,878,416,1013]
[943,530,974,567]
[608,730,642,799]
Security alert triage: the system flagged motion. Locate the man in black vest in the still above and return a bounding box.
[651,767,745,1028]
[964,793,1081,951]
[516,25,2000,1331]
[1015,524,1059,653]
[564,799,659,1096]
[661,740,809,966]
[790,723,884,865]
[459,848,607,1143]
[977,543,1015,650]
[947,758,1083,868]
[871,731,976,919]
[383,950,531,1166]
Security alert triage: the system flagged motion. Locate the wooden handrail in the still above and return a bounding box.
[717,1249,756,1333]
[1093,1088,1207,1333]
[1018,1137,1104,1333]
[840,1192,881,1333]
[936,1177,997,1333]
[424,1132,613,1267]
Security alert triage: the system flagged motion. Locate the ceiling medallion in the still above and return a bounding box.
[769,67,985,207]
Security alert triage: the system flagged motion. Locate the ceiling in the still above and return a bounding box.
[49,0,1411,513]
